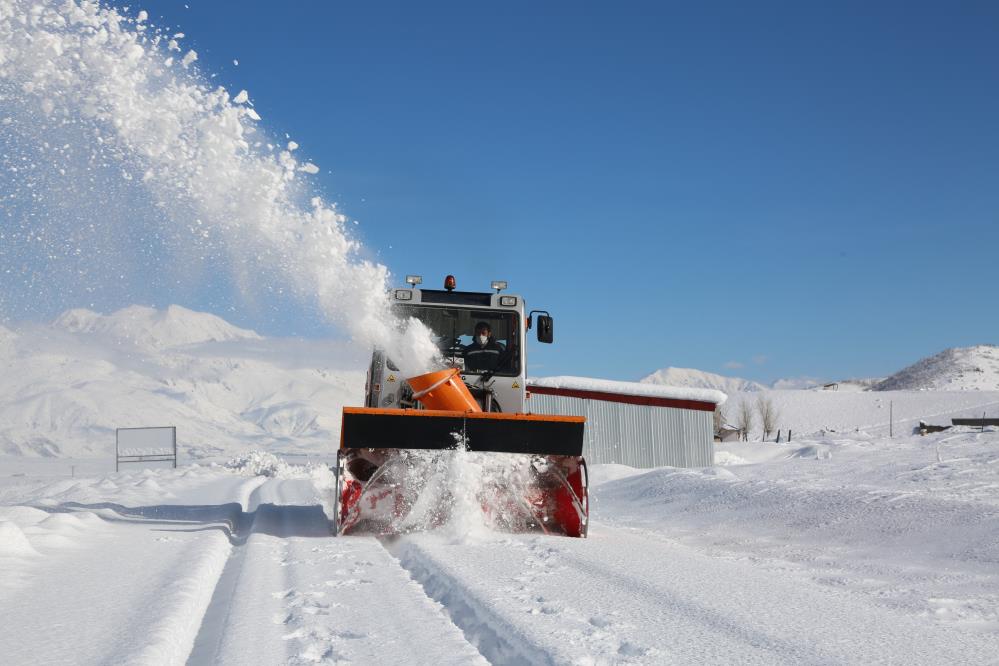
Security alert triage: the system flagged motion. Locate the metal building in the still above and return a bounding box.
[526,377,726,468]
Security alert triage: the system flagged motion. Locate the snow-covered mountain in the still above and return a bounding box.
[771,376,823,390]
[0,324,15,353]
[53,305,261,350]
[0,306,366,458]
[640,367,767,393]
[873,345,999,391]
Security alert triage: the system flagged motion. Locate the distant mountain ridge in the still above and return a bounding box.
[53,305,261,350]
[874,345,999,391]
[640,367,768,393]
[644,345,999,395]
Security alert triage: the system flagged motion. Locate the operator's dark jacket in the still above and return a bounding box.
[464,338,505,371]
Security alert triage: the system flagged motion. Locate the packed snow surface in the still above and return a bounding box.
[2,428,998,663]
[530,375,727,405]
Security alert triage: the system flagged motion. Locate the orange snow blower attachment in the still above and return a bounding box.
[406,368,481,412]
[335,370,588,538]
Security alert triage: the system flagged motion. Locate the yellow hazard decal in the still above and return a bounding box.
[387,374,396,382]
[512,381,520,389]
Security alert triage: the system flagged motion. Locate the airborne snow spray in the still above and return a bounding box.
[0,0,438,374]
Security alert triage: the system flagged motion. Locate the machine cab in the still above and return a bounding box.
[366,276,552,413]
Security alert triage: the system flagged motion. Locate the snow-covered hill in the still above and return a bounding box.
[0,324,15,355]
[0,306,366,458]
[874,345,999,391]
[53,305,262,350]
[640,367,767,393]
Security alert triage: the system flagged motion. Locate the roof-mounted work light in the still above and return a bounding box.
[491,280,508,293]
[444,275,457,292]
[405,275,423,286]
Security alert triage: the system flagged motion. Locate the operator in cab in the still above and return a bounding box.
[464,321,505,372]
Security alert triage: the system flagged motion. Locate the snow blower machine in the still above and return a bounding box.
[335,275,588,537]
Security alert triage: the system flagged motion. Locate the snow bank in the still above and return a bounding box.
[222,451,336,487]
[223,451,302,477]
[529,375,726,406]
[0,521,38,556]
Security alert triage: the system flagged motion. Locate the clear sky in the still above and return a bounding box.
[14,1,999,383]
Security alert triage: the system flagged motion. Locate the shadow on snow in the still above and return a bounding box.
[36,501,333,543]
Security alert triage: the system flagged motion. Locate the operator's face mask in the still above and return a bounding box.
[477,334,488,346]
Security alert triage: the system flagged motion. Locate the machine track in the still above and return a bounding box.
[381,525,999,665]
[184,478,484,665]
[5,471,999,665]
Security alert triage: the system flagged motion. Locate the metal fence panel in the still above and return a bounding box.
[528,393,713,468]
[116,426,177,471]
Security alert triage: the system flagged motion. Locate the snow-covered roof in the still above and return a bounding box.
[527,376,727,406]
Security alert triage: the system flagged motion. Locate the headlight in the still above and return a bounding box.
[394,289,413,301]
[499,296,517,306]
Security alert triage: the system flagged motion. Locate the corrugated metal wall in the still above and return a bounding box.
[528,393,714,468]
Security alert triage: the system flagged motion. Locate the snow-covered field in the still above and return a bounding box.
[2,308,998,663]
[2,427,998,665]
[2,1,997,662]
[0,306,365,459]
[722,389,999,438]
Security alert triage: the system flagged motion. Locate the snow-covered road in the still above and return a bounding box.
[2,433,999,665]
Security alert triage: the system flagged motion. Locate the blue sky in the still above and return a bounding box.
[14,1,999,383]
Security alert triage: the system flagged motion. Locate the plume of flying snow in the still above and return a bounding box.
[0,0,438,376]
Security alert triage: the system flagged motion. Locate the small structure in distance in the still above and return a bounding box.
[116,426,177,471]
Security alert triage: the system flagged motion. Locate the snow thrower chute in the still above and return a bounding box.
[335,366,588,538]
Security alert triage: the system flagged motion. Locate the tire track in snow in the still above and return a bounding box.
[107,474,269,665]
[188,479,485,665]
[384,536,553,665]
[386,527,999,665]
[0,474,267,666]
[187,477,275,664]
[388,534,668,666]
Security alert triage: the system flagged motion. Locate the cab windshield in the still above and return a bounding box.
[397,305,521,376]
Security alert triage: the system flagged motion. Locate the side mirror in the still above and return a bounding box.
[536,315,553,343]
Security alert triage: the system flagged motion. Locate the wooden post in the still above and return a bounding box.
[890,401,893,438]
